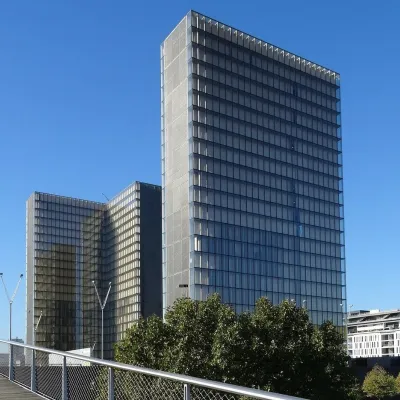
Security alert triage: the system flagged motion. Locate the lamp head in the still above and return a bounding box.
[92,280,95,284]
[0,273,3,277]
[108,282,111,286]
[20,274,23,278]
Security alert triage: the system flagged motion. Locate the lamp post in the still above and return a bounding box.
[340,303,353,321]
[340,303,353,354]
[34,311,43,345]
[0,273,24,340]
[348,304,354,316]
[92,281,111,359]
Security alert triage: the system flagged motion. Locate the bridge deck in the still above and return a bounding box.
[0,376,42,399]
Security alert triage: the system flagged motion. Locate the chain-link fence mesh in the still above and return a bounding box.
[36,350,63,400]
[192,386,240,400]
[13,345,31,388]
[111,370,183,400]
[0,341,304,400]
[66,358,108,400]
[191,386,260,400]
[0,344,9,377]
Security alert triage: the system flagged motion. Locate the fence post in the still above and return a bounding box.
[108,367,114,400]
[184,383,191,400]
[30,349,36,392]
[62,356,68,400]
[9,344,14,381]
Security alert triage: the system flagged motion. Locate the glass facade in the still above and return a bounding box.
[26,193,104,352]
[103,182,162,357]
[104,184,142,353]
[26,182,162,358]
[162,11,346,326]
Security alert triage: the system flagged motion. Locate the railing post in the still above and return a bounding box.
[30,349,36,392]
[184,383,191,400]
[62,356,68,400]
[108,367,114,400]
[9,344,14,381]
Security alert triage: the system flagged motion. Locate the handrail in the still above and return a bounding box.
[0,339,306,400]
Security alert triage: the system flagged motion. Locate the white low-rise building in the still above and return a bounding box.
[347,309,400,358]
[49,348,93,366]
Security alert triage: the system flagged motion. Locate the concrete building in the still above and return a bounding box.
[161,10,346,325]
[26,182,161,359]
[348,309,400,358]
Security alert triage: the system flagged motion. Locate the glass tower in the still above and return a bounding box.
[26,182,162,358]
[26,193,104,352]
[161,11,345,326]
[103,182,162,356]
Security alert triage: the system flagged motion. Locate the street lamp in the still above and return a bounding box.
[340,303,344,323]
[92,281,111,359]
[302,299,307,308]
[340,303,354,329]
[34,311,43,345]
[0,273,23,340]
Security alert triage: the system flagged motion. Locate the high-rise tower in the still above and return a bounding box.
[161,11,345,326]
[26,182,162,358]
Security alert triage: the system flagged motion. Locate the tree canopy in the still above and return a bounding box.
[114,294,361,400]
[362,365,397,399]
[396,372,400,394]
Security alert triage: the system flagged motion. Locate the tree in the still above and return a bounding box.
[114,294,361,399]
[309,321,362,400]
[396,372,400,394]
[114,315,171,371]
[212,297,361,399]
[362,365,397,399]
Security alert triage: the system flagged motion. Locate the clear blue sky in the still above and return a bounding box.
[0,0,399,341]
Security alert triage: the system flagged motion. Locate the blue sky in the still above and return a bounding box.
[0,0,399,341]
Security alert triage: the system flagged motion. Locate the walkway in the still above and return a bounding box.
[0,376,41,399]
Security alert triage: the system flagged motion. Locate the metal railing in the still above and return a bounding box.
[0,339,306,400]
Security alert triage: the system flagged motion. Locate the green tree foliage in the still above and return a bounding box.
[362,365,397,399]
[114,294,361,400]
[396,372,400,394]
[114,315,170,371]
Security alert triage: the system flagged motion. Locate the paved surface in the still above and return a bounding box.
[0,376,42,399]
